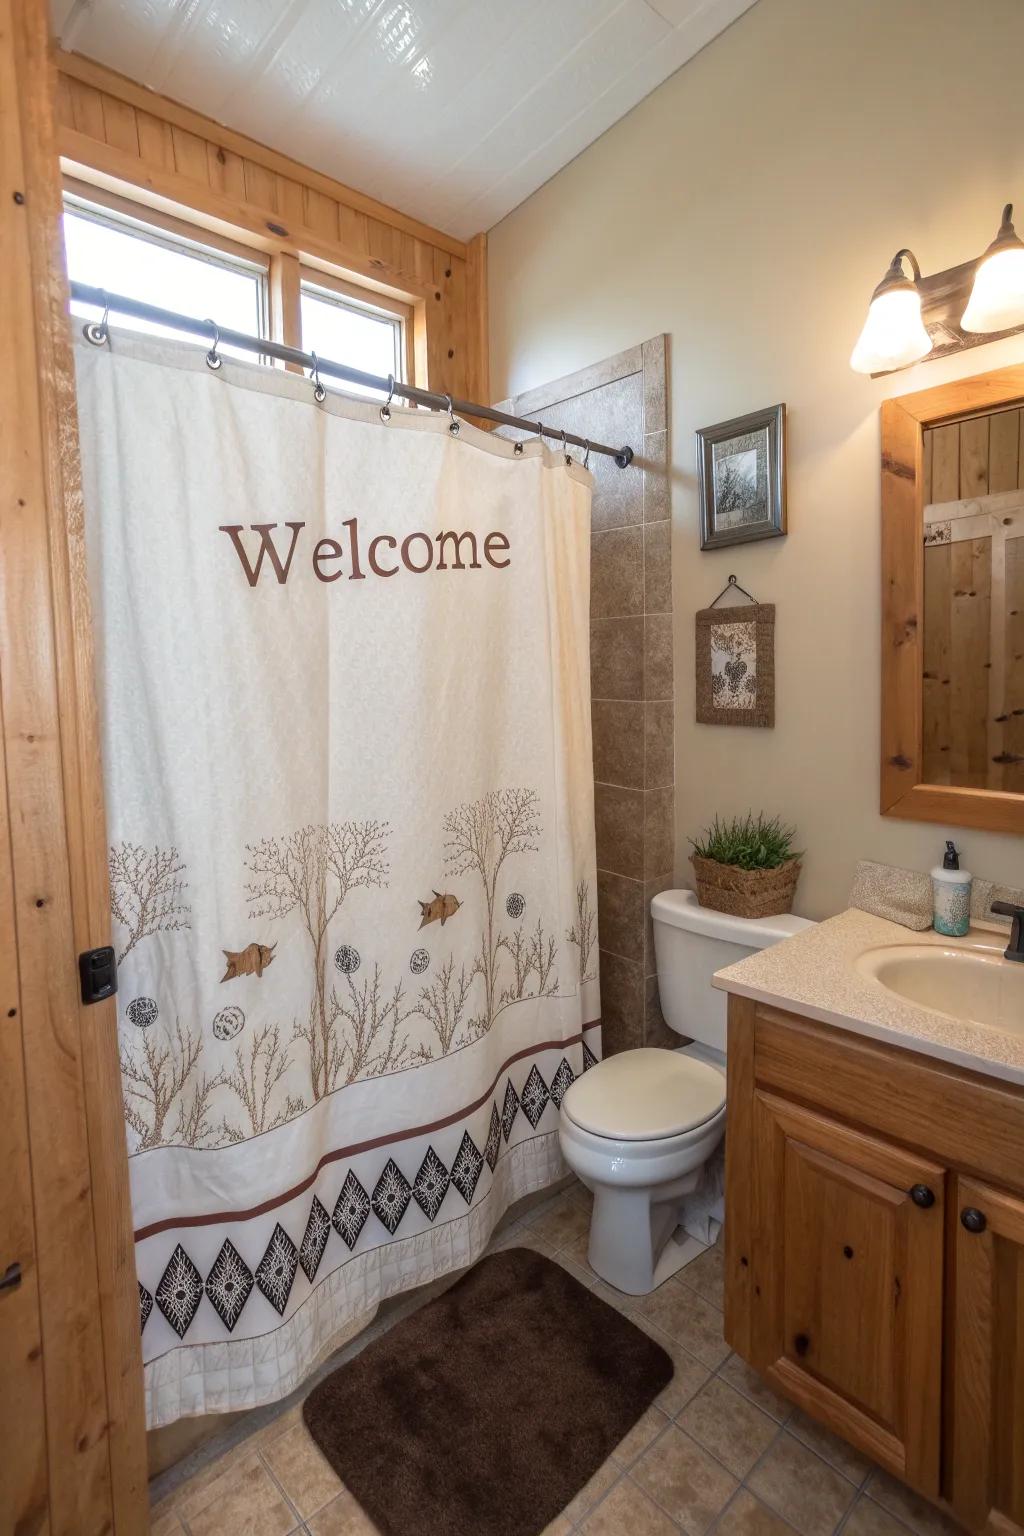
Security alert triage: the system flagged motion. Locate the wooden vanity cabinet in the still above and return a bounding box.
[725,995,1024,1535]
[950,1177,1024,1533]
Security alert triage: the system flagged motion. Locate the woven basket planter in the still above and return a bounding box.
[691,854,802,919]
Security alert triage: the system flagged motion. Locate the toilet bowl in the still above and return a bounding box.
[559,890,814,1295]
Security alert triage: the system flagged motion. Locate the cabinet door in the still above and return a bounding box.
[950,1177,1024,1535]
[748,1091,945,1492]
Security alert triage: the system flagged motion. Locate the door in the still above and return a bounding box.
[949,1176,1024,1535]
[749,1091,945,1492]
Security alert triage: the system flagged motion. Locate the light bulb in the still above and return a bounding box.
[961,206,1024,333]
[850,284,932,375]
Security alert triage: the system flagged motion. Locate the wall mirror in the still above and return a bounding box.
[881,362,1024,834]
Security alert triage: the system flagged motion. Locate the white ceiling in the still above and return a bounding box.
[51,0,757,240]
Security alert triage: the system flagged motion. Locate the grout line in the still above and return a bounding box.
[256,1447,306,1528]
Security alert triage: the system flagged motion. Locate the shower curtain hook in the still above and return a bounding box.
[559,428,572,467]
[309,351,326,403]
[514,419,544,455]
[83,290,110,347]
[445,394,460,436]
[583,440,591,470]
[204,319,222,371]
[380,373,396,422]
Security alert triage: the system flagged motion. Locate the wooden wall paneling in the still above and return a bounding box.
[0,678,48,1536]
[1007,533,1024,793]
[989,408,1021,492]
[465,232,489,408]
[922,543,952,784]
[931,423,960,502]
[2,2,147,1529]
[949,536,992,787]
[958,415,989,499]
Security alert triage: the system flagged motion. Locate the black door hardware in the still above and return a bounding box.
[960,1208,987,1233]
[79,945,117,1005]
[909,1184,935,1208]
[0,1261,22,1292]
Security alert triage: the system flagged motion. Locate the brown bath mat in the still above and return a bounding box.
[303,1246,673,1536]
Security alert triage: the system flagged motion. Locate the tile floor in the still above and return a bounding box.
[150,1182,966,1536]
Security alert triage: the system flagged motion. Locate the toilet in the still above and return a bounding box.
[559,889,814,1294]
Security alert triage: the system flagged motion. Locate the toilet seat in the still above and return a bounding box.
[561,1047,725,1141]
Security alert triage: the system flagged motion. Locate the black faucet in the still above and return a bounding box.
[991,901,1024,963]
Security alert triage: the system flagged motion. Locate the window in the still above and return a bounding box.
[300,274,406,400]
[62,195,267,360]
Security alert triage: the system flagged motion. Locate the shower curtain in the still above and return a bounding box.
[74,334,599,1428]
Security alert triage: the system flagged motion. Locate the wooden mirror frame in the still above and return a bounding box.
[881,361,1024,835]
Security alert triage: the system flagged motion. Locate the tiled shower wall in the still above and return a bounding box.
[497,337,674,1055]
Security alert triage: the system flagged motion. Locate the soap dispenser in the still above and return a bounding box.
[932,841,971,937]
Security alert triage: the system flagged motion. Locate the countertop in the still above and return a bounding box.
[712,906,1024,1087]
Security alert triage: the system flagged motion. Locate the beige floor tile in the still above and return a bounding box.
[182,1453,298,1536]
[716,1356,791,1423]
[636,1280,730,1370]
[676,1377,779,1478]
[863,1471,965,1536]
[631,1424,738,1535]
[786,1409,872,1486]
[525,1189,593,1249]
[553,1249,599,1289]
[633,1315,713,1416]
[578,1475,682,1535]
[561,1459,623,1524]
[261,1422,343,1519]
[591,1278,639,1315]
[507,1228,558,1259]
[843,1494,919,1536]
[541,1516,575,1536]
[611,1405,672,1466]
[746,1432,857,1536]
[715,1488,800,1536]
[150,1512,188,1536]
[677,1245,725,1310]
[306,1487,382,1534]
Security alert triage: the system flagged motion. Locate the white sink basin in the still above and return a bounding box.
[856,940,1024,1034]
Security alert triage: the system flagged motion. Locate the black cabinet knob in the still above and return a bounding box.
[909,1184,935,1209]
[960,1207,987,1234]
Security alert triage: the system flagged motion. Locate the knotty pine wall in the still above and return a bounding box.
[53,52,488,408]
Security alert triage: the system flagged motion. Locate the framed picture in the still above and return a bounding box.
[695,601,775,727]
[696,403,786,551]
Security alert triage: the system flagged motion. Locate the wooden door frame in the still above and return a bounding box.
[1,1,147,1529]
[880,363,1024,834]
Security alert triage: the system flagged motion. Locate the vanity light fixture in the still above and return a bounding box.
[849,249,932,375]
[850,201,1024,375]
[960,203,1024,333]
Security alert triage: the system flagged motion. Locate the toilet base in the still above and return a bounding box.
[584,1172,706,1295]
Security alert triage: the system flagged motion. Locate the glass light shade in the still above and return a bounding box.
[849,286,932,374]
[961,245,1024,333]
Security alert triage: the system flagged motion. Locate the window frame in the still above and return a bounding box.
[299,265,413,386]
[63,181,271,348]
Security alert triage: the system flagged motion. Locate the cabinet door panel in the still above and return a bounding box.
[950,1176,1024,1534]
[751,1092,944,1493]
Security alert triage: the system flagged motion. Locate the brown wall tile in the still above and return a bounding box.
[644,788,674,879]
[644,873,674,971]
[645,701,674,789]
[644,521,672,615]
[642,335,668,434]
[644,614,674,701]
[598,950,644,1056]
[597,869,644,962]
[592,526,643,618]
[595,783,644,879]
[591,617,643,701]
[643,430,670,523]
[593,700,645,788]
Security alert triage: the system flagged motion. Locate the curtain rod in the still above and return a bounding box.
[68,283,635,468]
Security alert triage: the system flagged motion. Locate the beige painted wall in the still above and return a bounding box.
[488,0,1024,918]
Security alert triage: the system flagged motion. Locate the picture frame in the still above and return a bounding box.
[696,403,787,551]
[695,601,776,727]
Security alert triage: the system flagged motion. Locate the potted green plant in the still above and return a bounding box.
[689,812,802,918]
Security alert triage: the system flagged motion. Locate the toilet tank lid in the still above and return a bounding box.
[651,888,814,950]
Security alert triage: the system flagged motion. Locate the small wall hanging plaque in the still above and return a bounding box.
[696,576,775,727]
[697,402,786,550]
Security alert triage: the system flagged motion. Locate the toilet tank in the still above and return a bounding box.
[651,889,815,1055]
